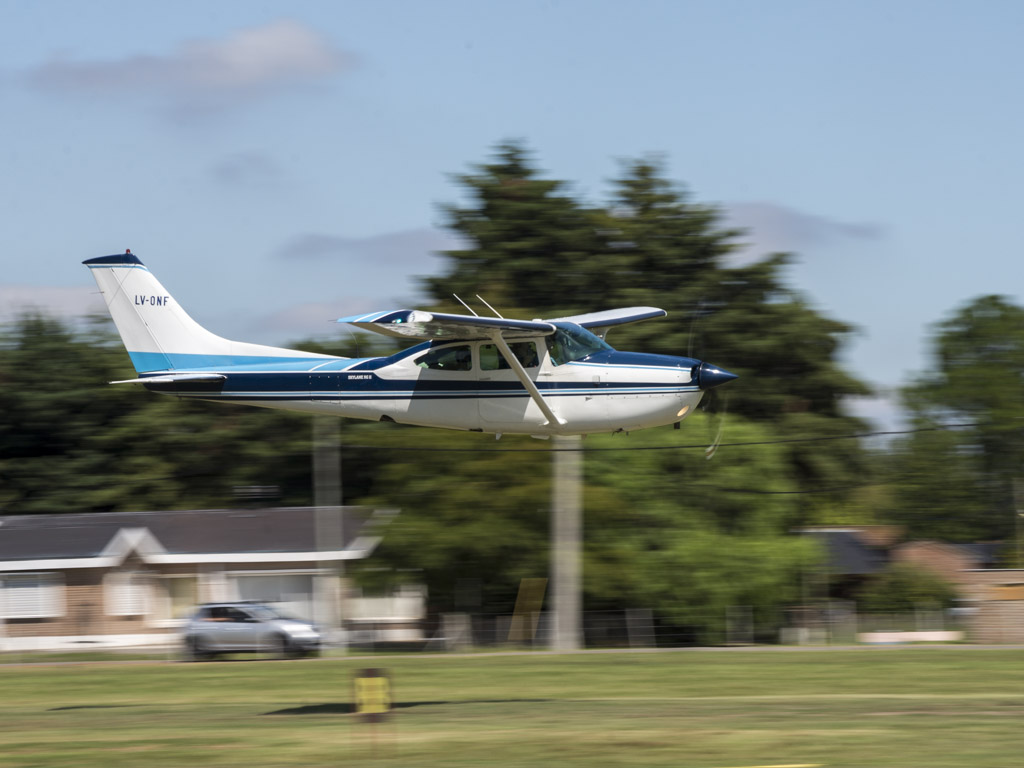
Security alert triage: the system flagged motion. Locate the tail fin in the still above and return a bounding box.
[83,252,333,373]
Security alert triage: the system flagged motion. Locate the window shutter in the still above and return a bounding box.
[1,573,64,619]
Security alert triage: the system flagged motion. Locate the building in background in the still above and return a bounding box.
[0,507,422,651]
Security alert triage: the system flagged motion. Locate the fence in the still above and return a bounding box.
[0,605,972,661]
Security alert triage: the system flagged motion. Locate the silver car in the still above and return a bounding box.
[182,602,321,660]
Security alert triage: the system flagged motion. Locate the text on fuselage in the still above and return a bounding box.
[135,295,171,306]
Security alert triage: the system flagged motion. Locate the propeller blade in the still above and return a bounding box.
[704,393,728,460]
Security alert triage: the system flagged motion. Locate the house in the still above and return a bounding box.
[799,527,999,599]
[798,526,898,599]
[958,568,1024,643]
[0,506,414,651]
[889,540,998,587]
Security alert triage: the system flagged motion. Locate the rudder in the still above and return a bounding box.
[83,251,332,372]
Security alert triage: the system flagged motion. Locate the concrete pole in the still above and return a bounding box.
[313,415,345,649]
[550,434,583,650]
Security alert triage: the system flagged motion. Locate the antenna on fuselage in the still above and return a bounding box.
[475,295,505,319]
[452,294,479,316]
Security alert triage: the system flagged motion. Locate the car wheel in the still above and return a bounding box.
[267,633,290,659]
[186,636,212,662]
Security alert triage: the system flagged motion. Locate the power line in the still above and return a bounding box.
[338,422,978,453]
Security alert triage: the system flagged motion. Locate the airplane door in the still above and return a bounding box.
[405,343,480,430]
[477,340,547,428]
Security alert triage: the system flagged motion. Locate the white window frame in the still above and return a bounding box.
[104,571,150,617]
[148,575,200,628]
[0,572,66,619]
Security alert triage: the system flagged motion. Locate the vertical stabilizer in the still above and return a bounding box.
[83,252,333,372]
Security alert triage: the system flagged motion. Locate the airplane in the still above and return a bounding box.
[83,251,737,437]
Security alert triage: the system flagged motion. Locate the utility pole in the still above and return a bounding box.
[550,434,583,650]
[313,415,345,650]
[1015,479,1023,568]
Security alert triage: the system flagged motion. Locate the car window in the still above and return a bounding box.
[224,607,252,622]
[480,342,539,371]
[415,344,472,371]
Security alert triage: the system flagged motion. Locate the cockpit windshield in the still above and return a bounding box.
[546,322,613,365]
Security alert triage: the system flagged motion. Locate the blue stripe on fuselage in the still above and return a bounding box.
[128,351,357,372]
[575,350,700,369]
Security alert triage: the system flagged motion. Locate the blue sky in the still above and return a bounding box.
[3,1,1023,428]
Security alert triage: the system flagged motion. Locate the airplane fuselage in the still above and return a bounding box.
[144,336,706,436]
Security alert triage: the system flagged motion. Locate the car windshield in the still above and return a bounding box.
[546,322,613,365]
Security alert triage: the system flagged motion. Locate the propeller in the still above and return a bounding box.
[694,362,735,459]
[687,300,736,459]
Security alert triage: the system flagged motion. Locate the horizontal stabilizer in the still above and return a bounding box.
[110,373,227,385]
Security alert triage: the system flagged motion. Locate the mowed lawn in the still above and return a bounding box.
[2,647,1024,767]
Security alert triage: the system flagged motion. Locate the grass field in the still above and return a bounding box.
[3,647,1024,767]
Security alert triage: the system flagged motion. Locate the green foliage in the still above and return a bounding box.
[348,424,553,612]
[354,415,822,634]
[0,313,316,513]
[856,562,958,613]
[424,141,607,316]
[428,143,872,515]
[580,418,821,641]
[891,295,1024,540]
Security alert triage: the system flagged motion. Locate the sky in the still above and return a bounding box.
[2,0,1024,430]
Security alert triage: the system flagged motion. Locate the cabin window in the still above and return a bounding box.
[416,345,473,371]
[480,342,540,371]
[545,323,613,366]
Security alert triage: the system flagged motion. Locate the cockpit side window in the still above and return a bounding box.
[480,341,540,371]
[415,344,473,371]
[545,323,613,366]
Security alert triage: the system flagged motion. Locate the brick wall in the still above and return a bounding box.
[962,570,1024,643]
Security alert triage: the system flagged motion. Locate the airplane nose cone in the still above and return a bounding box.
[695,362,738,390]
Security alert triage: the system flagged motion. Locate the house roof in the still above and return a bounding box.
[0,507,395,571]
[804,530,888,575]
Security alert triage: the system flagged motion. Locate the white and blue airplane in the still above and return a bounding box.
[83,251,736,437]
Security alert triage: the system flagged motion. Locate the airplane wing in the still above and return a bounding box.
[544,307,667,337]
[336,310,556,341]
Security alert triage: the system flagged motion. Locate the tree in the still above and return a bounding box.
[890,295,1024,540]
[428,142,872,508]
[352,414,822,638]
[857,563,958,613]
[0,313,317,514]
[423,141,606,316]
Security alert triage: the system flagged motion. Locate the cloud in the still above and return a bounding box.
[210,151,285,187]
[25,20,353,116]
[275,228,463,267]
[723,201,885,261]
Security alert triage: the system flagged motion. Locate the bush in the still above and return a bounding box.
[856,563,958,613]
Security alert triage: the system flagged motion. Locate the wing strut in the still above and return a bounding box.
[489,332,565,427]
